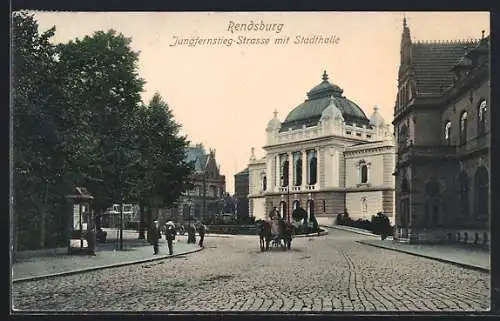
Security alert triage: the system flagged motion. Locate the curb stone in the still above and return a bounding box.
[294,230,329,238]
[322,225,393,239]
[12,247,203,283]
[356,240,489,273]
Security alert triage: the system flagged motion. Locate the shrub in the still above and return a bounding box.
[371,212,392,237]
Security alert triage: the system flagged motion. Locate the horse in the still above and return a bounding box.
[256,220,272,251]
[278,219,295,250]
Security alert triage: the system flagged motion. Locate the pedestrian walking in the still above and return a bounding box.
[151,220,161,255]
[187,224,197,244]
[165,221,176,255]
[197,223,207,247]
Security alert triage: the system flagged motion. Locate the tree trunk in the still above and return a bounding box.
[138,201,145,239]
[146,205,152,243]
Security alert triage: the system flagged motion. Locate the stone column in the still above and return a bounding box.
[302,150,308,186]
[275,154,279,188]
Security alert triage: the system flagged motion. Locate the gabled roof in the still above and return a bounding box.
[185,144,208,172]
[411,40,479,96]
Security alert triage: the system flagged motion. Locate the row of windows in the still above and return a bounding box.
[279,151,318,187]
[260,159,369,191]
[397,99,487,149]
[444,99,487,145]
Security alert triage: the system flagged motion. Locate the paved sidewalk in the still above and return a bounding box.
[324,225,489,272]
[12,235,201,283]
[357,239,490,272]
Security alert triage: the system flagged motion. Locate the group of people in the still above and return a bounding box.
[150,220,207,256]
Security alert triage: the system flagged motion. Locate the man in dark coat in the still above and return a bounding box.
[197,223,207,248]
[151,220,161,255]
[187,224,197,244]
[164,223,176,255]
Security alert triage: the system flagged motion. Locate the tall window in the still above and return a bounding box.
[444,121,452,145]
[308,151,317,185]
[293,152,302,186]
[458,172,469,217]
[478,99,487,136]
[474,166,489,218]
[460,111,468,145]
[261,174,267,191]
[282,160,289,187]
[361,164,368,183]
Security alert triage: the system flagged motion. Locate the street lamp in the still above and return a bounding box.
[187,198,193,225]
[280,175,290,222]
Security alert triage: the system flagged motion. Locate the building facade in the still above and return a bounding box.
[234,168,250,218]
[160,144,226,224]
[248,71,396,226]
[393,19,490,244]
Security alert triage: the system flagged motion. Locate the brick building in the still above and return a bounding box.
[393,18,490,244]
[160,144,226,224]
[234,168,250,218]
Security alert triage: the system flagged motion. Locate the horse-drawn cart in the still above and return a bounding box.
[257,218,294,251]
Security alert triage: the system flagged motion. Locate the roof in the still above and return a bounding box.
[185,144,208,172]
[280,71,370,131]
[411,40,479,96]
[235,167,249,176]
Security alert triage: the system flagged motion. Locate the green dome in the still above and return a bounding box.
[280,71,370,132]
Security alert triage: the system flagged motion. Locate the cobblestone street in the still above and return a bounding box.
[12,229,490,312]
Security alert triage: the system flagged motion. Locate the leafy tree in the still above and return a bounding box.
[56,29,146,213]
[12,12,71,251]
[139,93,194,229]
[12,13,195,250]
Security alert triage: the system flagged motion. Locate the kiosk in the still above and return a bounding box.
[66,187,95,255]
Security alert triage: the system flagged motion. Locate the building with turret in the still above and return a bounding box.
[160,143,226,224]
[393,18,490,244]
[248,71,396,226]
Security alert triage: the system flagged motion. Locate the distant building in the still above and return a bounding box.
[248,71,396,226]
[393,18,490,244]
[234,167,250,218]
[160,143,226,224]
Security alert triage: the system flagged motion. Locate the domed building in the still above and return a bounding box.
[248,71,396,226]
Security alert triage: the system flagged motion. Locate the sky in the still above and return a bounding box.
[29,11,489,194]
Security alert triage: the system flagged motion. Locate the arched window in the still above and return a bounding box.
[444,121,452,145]
[361,164,368,183]
[292,200,300,211]
[282,160,289,187]
[308,151,317,185]
[460,111,468,145]
[478,99,487,136]
[474,166,489,218]
[279,201,286,219]
[458,172,469,217]
[307,200,314,222]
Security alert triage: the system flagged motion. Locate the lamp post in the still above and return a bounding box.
[187,198,193,226]
[280,175,290,222]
